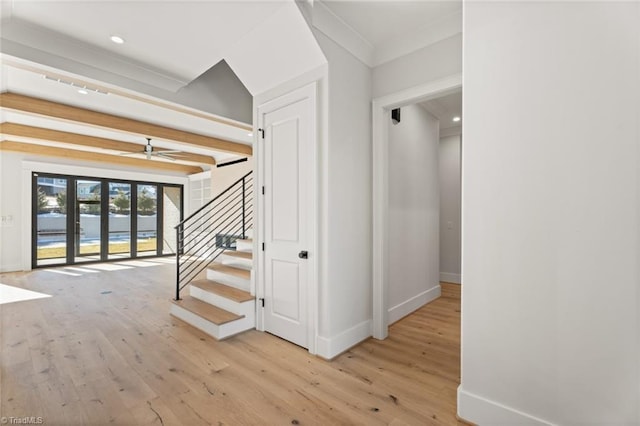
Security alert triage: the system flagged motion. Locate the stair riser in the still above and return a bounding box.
[190,286,255,318]
[170,304,254,340]
[236,240,253,253]
[206,269,251,292]
[220,255,252,270]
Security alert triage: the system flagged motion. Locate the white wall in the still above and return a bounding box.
[460,2,640,424]
[210,157,254,199]
[0,151,24,272]
[313,30,373,358]
[372,34,462,99]
[387,104,440,324]
[0,151,188,272]
[439,134,461,283]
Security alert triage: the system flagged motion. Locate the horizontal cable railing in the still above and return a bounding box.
[175,171,252,300]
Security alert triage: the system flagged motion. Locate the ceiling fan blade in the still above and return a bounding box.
[156,150,182,154]
[154,152,177,161]
[119,152,141,156]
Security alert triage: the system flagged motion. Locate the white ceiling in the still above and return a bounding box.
[0,1,461,172]
[419,90,462,130]
[322,1,461,47]
[2,0,286,85]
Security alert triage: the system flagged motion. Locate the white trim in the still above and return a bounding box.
[316,319,371,360]
[388,285,441,325]
[256,81,319,355]
[457,386,556,426]
[440,272,461,284]
[372,73,462,340]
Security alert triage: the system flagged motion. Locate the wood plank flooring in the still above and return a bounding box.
[0,259,463,425]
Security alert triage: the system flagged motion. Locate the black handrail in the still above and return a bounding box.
[175,171,253,300]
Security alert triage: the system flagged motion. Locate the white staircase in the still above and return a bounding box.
[171,231,255,340]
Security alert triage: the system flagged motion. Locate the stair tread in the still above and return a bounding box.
[209,263,251,280]
[223,250,252,260]
[191,279,254,303]
[171,296,243,325]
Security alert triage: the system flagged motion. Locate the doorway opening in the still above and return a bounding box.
[372,73,462,339]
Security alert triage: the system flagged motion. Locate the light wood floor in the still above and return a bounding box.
[0,260,463,425]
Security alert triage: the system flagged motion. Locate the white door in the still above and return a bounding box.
[259,84,315,348]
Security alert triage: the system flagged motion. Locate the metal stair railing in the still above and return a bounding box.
[175,171,252,300]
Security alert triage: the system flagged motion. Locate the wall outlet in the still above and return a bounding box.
[1,215,14,227]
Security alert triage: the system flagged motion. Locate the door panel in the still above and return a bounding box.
[271,259,301,321]
[262,90,312,349]
[271,119,299,242]
[75,179,102,263]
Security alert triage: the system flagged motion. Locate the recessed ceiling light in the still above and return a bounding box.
[247,132,253,137]
[453,116,461,122]
[110,35,125,44]
[77,89,89,95]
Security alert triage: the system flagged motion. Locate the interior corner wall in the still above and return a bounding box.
[460,2,640,425]
[0,151,24,272]
[439,134,461,283]
[313,30,373,359]
[210,156,254,199]
[387,105,440,324]
[372,34,462,99]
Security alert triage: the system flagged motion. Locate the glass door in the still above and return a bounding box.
[108,182,131,259]
[33,173,182,267]
[75,180,102,263]
[34,175,69,267]
[137,184,158,256]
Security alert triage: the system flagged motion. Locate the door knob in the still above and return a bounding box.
[298,250,308,259]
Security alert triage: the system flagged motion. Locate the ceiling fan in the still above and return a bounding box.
[121,138,182,161]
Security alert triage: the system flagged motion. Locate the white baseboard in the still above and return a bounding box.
[1,264,23,273]
[316,319,371,360]
[458,386,554,425]
[388,285,441,324]
[440,272,461,284]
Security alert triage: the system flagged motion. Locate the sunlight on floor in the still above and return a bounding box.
[41,257,175,277]
[0,283,52,305]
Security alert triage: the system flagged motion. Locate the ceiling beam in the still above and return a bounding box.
[0,122,216,165]
[0,92,253,156]
[0,141,203,175]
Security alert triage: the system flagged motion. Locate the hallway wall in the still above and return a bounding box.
[388,104,440,323]
[460,1,640,424]
[439,134,461,283]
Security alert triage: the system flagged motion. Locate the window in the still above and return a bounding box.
[32,172,183,268]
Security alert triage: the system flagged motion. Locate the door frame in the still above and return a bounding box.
[372,73,462,339]
[255,82,319,354]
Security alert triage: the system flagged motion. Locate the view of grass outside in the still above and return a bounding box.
[38,238,157,259]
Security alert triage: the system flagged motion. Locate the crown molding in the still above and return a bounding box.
[312,1,375,67]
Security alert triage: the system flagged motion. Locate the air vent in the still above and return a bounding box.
[43,75,108,95]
